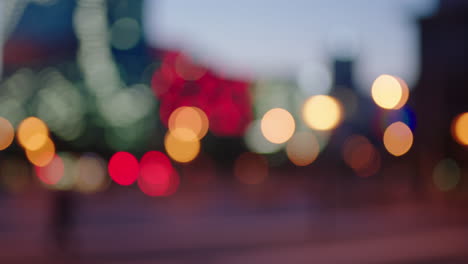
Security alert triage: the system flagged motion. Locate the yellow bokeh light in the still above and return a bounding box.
[17,117,49,151]
[371,74,408,110]
[169,106,209,141]
[451,112,468,146]
[383,121,413,156]
[26,137,55,167]
[0,117,14,150]
[394,77,409,109]
[302,95,342,131]
[286,132,320,166]
[234,152,268,185]
[165,129,200,163]
[261,108,295,144]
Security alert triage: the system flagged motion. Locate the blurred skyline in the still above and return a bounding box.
[144,0,438,94]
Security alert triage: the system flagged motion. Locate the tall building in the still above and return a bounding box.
[413,0,468,196]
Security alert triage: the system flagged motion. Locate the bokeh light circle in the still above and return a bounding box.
[108,151,139,186]
[76,153,109,193]
[451,112,468,146]
[371,74,408,110]
[0,117,14,150]
[35,155,64,186]
[260,108,295,144]
[433,158,460,191]
[17,117,49,151]
[165,130,200,163]
[394,77,409,109]
[53,152,79,191]
[138,151,179,197]
[168,106,209,141]
[286,132,320,166]
[383,121,413,156]
[342,135,381,177]
[302,95,342,131]
[244,120,284,154]
[26,137,55,167]
[234,152,268,185]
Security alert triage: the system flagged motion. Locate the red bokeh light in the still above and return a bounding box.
[108,151,139,186]
[138,151,180,197]
[152,50,252,137]
[35,155,64,185]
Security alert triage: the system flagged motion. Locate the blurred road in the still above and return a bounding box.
[0,181,467,264]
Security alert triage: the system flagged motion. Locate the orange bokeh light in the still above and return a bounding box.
[0,117,14,150]
[261,108,295,144]
[17,117,49,151]
[165,129,200,163]
[26,137,55,167]
[371,74,409,110]
[286,132,320,166]
[168,106,209,141]
[383,122,413,156]
[451,112,468,146]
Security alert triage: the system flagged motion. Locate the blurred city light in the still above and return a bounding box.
[260,108,295,144]
[25,137,55,167]
[302,95,342,131]
[52,152,79,191]
[108,151,140,186]
[383,121,413,156]
[110,17,141,50]
[0,117,14,150]
[451,112,468,146]
[35,70,85,141]
[76,153,109,193]
[35,154,64,186]
[394,76,410,109]
[244,119,284,154]
[168,106,209,141]
[0,0,466,261]
[342,135,380,177]
[234,152,268,185]
[371,74,408,110]
[433,158,460,191]
[17,117,49,151]
[286,131,320,166]
[138,151,179,196]
[164,130,200,163]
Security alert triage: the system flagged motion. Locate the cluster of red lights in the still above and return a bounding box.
[152,50,252,137]
[108,151,179,197]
